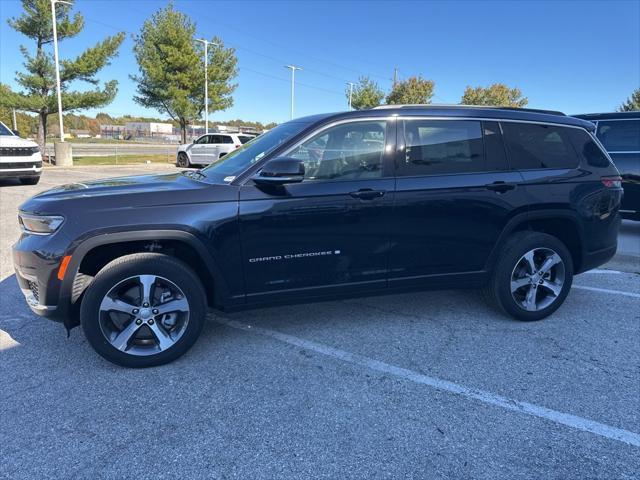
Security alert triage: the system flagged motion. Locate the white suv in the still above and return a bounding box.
[176,133,255,167]
[0,121,42,185]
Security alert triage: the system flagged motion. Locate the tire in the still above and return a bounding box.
[80,253,207,367]
[483,231,574,321]
[19,176,40,185]
[176,152,191,168]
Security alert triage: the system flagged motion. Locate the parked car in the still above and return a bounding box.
[574,112,640,220]
[176,132,256,167]
[0,121,42,185]
[14,106,622,367]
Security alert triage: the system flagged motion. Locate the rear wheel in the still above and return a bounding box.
[19,176,40,185]
[483,231,573,321]
[176,152,191,168]
[80,253,207,367]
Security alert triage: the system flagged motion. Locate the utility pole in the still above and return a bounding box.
[195,39,219,134]
[12,109,18,131]
[285,65,302,120]
[51,0,72,142]
[393,67,398,88]
[347,82,355,110]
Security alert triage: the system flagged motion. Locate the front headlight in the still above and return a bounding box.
[18,213,64,235]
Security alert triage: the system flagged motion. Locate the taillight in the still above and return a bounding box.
[601,176,622,188]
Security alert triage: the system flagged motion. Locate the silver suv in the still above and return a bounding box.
[176,133,255,167]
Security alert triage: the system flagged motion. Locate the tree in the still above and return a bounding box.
[461,83,528,108]
[617,88,640,112]
[0,0,124,149]
[347,76,384,110]
[132,3,238,143]
[386,76,435,105]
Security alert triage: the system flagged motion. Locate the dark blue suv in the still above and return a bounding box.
[13,106,622,367]
[575,112,640,220]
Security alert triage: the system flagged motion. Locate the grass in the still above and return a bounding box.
[73,154,174,165]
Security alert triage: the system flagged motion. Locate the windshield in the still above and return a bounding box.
[200,121,310,182]
[0,122,14,136]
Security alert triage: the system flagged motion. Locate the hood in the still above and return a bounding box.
[21,171,238,216]
[0,135,38,148]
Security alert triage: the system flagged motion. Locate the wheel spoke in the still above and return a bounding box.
[538,253,562,275]
[148,321,174,351]
[111,320,142,351]
[155,297,189,316]
[100,296,137,315]
[541,279,562,296]
[139,275,156,304]
[524,285,537,311]
[510,277,530,293]
[522,250,537,274]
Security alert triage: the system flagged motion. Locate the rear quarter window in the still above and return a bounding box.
[502,122,579,170]
[568,129,611,168]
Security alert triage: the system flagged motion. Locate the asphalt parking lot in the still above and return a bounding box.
[1,166,639,479]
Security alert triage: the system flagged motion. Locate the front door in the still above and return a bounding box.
[388,119,528,287]
[239,119,396,303]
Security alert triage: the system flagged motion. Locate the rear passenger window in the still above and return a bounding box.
[221,136,234,144]
[399,120,485,176]
[596,120,640,152]
[568,129,611,168]
[502,122,579,169]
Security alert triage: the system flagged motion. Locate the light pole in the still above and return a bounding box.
[285,65,302,120]
[195,38,219,134]
[51,0,72,142]
[347,82,355,110]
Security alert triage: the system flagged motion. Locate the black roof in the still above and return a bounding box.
[573,111,640,121]
[295,105,595,131]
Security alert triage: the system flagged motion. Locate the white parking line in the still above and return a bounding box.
[583,269,624,275]
[216,318,640,448]
[573,285,640,299]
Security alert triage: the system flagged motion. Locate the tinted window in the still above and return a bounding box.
[209,135,223,144]
[288,121,386,181]
[0,123,13,136]
[399,120,484,176]
[502,122,579,169]
[568,128,611,168]
[482,121,509,171]
[194,135,209,145]
[221,135,234,144]
[238,135,254,144]
[596,120,640,152]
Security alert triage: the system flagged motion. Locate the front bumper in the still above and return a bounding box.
[0,155,43,178]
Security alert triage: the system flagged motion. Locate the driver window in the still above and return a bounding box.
[195,135,209,145]
[288,121,386,180]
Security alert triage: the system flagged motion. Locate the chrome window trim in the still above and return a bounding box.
[607,151,640,154]
[594,118,640,123]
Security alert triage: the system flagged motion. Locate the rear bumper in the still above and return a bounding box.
[579,244,617,273]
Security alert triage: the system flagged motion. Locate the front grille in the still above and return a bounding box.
[0,147,39,157]
[0,161,42,169]
[27,280,40,302]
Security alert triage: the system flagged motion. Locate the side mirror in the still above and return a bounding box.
[12,130,20,137]
[253,157,305,185]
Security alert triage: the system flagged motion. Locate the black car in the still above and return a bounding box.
[575,112,640,220]
[13,106,622,367]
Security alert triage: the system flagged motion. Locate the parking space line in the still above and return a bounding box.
[215,318,640,448]
[573,285,640,298]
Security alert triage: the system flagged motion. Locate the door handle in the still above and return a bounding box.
[485,181,516,193]
[349,189,386,200]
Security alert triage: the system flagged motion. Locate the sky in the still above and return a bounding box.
[0,0,638,124]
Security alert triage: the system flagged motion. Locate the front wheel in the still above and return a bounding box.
[483,231,574,321]
[80,253,207,367]
[176,152,191,168]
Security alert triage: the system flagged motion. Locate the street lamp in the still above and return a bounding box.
[285,65,302,120]
[51,0,72,142]
[195,38,219,135]
[347,82,355,110]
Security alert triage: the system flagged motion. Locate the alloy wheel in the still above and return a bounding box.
[98,275,190,356]
[510,248,565,312]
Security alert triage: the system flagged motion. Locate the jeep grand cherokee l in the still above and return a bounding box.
[0,121,42,184]
[13,106,622,367]
[575,112,639,220]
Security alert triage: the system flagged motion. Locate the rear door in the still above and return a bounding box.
[238,119,396,302]
[203,135,222,164]
[388,118,528,287]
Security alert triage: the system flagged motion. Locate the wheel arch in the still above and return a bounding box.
[61,230,230,319]
[486,210,586,275]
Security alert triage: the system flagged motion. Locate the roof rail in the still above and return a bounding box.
[371,104,566,116]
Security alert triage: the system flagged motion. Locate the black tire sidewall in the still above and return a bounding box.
[81,254,207,367]
[494,232,574,321]
[178,153,190,167]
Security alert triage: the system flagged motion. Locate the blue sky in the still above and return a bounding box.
[1,0,638,124]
